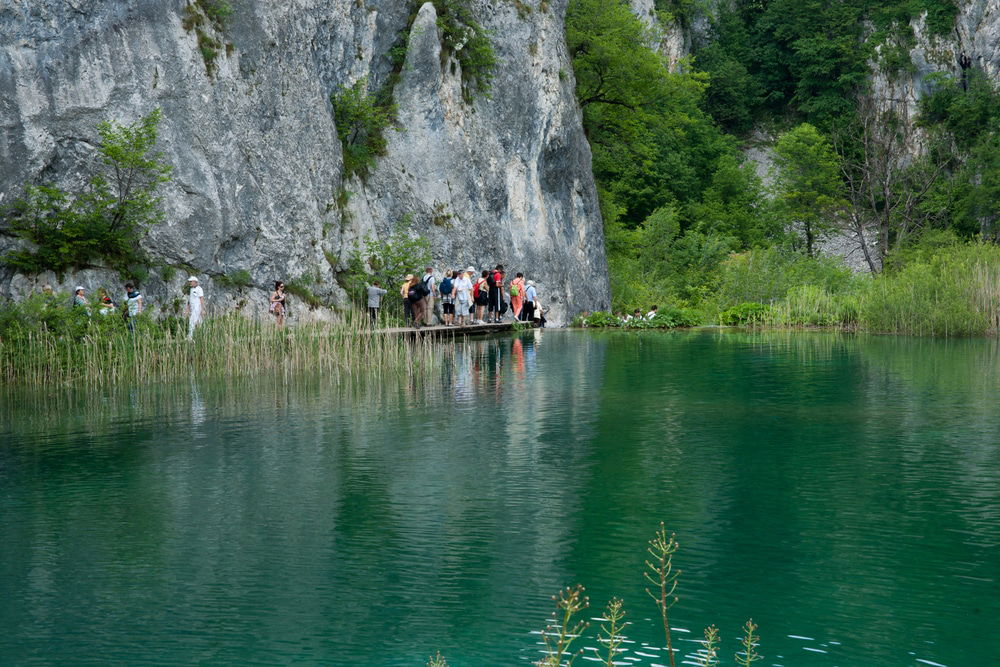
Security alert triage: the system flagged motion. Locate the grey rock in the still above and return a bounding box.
[0,0,609,325]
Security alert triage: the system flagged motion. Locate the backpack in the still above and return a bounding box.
[510,282,520,297]
[407,286,423,302]
[486,272,496,288]
[440,277,453,296]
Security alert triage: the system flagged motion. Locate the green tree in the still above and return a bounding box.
[343,216,432,319]
[3,109,172,278]
[688,154,778,248]
[567,0,731,227]
[772,123,844,256]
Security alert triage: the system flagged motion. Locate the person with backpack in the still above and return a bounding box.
[406,274,429,328]
[421,267,437,326]
[510,272,525,320]
[487,264,504,323]
[473,270,490,324]
[439,270,456,326]
[400,274,415,325]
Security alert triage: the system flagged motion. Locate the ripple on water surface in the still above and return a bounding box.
[1,331,998,665]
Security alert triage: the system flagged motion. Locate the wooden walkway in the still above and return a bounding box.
[381,321,532,338]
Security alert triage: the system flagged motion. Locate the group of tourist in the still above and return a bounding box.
[51,264,545,341]
[618,306,659,323]
[66,276,203,339]
[365,265,544,329]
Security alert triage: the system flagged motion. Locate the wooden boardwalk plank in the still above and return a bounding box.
[380,322,532,337]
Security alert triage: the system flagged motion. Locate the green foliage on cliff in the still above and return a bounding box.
[2,110,172,280]
[332,78,397,180]
[432,0,497,101]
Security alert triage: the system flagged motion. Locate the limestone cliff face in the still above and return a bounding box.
[0,0,609,325]
[870,1,1000,121]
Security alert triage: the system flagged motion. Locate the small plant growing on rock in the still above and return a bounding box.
[216,269,253,289]
[181,1,235,77]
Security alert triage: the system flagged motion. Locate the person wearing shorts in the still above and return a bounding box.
[440,270,456,326]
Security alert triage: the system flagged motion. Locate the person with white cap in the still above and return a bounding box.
[185,276,205,340]
[454,266,474,327]
[523,280,537,322]
[73,285,90,314]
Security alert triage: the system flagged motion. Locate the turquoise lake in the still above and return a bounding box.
[1,330,998,665]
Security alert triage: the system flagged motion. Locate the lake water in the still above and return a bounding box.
[1,330,998,666]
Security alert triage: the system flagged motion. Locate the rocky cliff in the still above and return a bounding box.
[0,0,610,325]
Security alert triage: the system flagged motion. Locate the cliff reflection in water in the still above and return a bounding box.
[1,331,998,666]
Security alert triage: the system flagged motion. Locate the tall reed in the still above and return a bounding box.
[0,306,435,387]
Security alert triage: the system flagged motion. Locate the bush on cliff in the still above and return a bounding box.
[2,109,172,280]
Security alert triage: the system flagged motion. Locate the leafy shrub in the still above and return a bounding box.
[201,0,233,24]
[216,269,253,289]
[627,307,701,328]
[2,110,171,279]
[433,0,497,101]
[719,302,770,326]
[577,311,622,327]
[342,217,432,320]
[332,78,397,179]
[285,279,324,310]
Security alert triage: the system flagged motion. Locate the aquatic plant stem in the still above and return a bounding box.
[645,522,680,667]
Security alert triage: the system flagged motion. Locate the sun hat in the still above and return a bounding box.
[74,285,85,292]
[187,276,199,282]
[465,266,475,274]
[527,280,535,286]
[404,274,414,281]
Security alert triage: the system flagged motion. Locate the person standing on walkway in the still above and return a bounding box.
[186,276,205,340]
[421,267,437,326]
[474,270,490,324]
[366,281,387,325]
[439,270,456,326]
[487,265,501,322]
[124,282,143,332]
[406,275,428,328]
[269,281,287,327]
[523,280,537,323]
[510,272,525,320]
[455,267,473,327]
[400,274,415,324]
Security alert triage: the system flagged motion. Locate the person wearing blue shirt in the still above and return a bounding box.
[523,281,537,322]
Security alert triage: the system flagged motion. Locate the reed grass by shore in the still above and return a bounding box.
[586,242,1000,337]
[0,302,434,387]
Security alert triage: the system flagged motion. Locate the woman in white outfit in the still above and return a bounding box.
[454,267,474,327]
[185,276,205,340]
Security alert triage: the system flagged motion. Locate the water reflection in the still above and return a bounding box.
[1,331,998,666]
